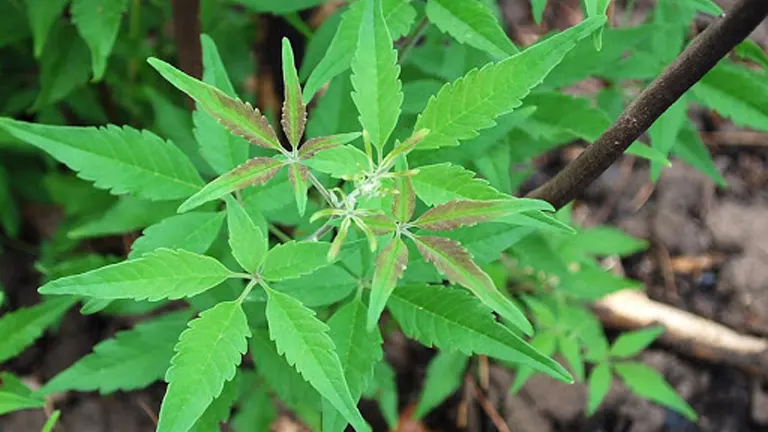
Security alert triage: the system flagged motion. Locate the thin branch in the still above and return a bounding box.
[527,0,768,209]
[170,0,202,108]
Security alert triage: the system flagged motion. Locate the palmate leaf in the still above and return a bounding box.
[41,410,61,432]
[302,0,416,102]
[264,287,370,432]
[583,0,611,49]
[388,284,571,382]
[148,58,283,151]
[0,297,76,363]
[40,311,191,395]
[426,0,518,59]
[413,198,553,231]
[72,0,128,80]
[411,163,507,206]
[609,326,664,359]
[586,362,612,415]
[0,118,203,201]
[413,16,606,149]
[351,0,403,154]
[649,98,687,181]
[178,157,285,213]
[302,145,370,179]
[68,196,177,240]
[226,197,268,273]
[190,373,241,432]
[261,241,334,281]
[129,212,225,259]
[614,362,697,421]
[38,249,235,301]
[157,301,250,432]
[324,299,384,432]
[412,235,532,334]
[281,38,307,149]
[195,34,250,175]
[413,350,469,419]
[673,125,727,187]
[368,236,409,330]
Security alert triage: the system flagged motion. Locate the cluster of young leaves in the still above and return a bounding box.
[3,0,764,428]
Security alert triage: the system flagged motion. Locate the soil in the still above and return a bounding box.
[3,0,768,431]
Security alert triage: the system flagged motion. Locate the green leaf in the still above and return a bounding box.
[509,332,556,392]
[531,0,546,23]
[649,98,687,181]
[393,176,416,225]
[281,38,307,149]
[298,133,362,160]
[413,199,552,231]
[673,125,727,187]
[413,16,605,149]
[689,0,723,15]
[368,236,408,330]
[735,40,768,70]
[224,200,265,275]
[255,265,358,307]
[0,372,45,415]
[261,241,334,281]
[558,335,585,381]
[233,0,327,14]
[351,0,403,154]
[610,326,664,359]
[0,118,204,201]
[302,145,370,179]
[586,362,612,415]
[129,212,225,258]
[148,58,283,151]
[39,249,234,301]
[157,301,251,432]
[412,235,532,334]
[195,34,250,175]
[26,0,69,57]
[72,0,128,80]
[388,284,571,382]
[0,165,19,238]
[231,375,276,432]
[583,0,610,49]
[190,373,241,431]
[426,0,518,59]
[32,23,90,110]
[288,163,309,216]
[178,157,284,213]
[693,62,768,133]
[0,297,76,363]
[558,226,647,259]
[363,361,398,428]
[40,311,190,395]
[411,163,508,206]
[303,0,416,102]
[324,299,384,432]
[265,287,370,432]
[68,195,177,240]
[250,329,321,416]
[413,350,469,419]
[614,362,697,421]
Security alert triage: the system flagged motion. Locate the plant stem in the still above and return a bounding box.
[268,223,293,243]
[307,171,338,207]
[527,0,768,209]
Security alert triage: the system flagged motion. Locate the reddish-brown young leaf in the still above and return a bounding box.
[412,235,532,334]
[358,214,397,235]
[367,236,409,331]
[392,175,416,223]
[298,133,362,160]
[178,157,284,212]
[413,198,552,231]
[280,38,307,149]
[381,129,430,169]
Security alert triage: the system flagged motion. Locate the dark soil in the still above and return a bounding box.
[3,0,768,431]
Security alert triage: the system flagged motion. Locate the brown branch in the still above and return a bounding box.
[527,0,768,209]
[594,289,768,379]
[170,0,202,108]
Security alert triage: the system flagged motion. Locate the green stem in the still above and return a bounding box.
[285,13,314,39]
[397,16,429,64]
[268,223,293,243]
[237,278,259,303]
